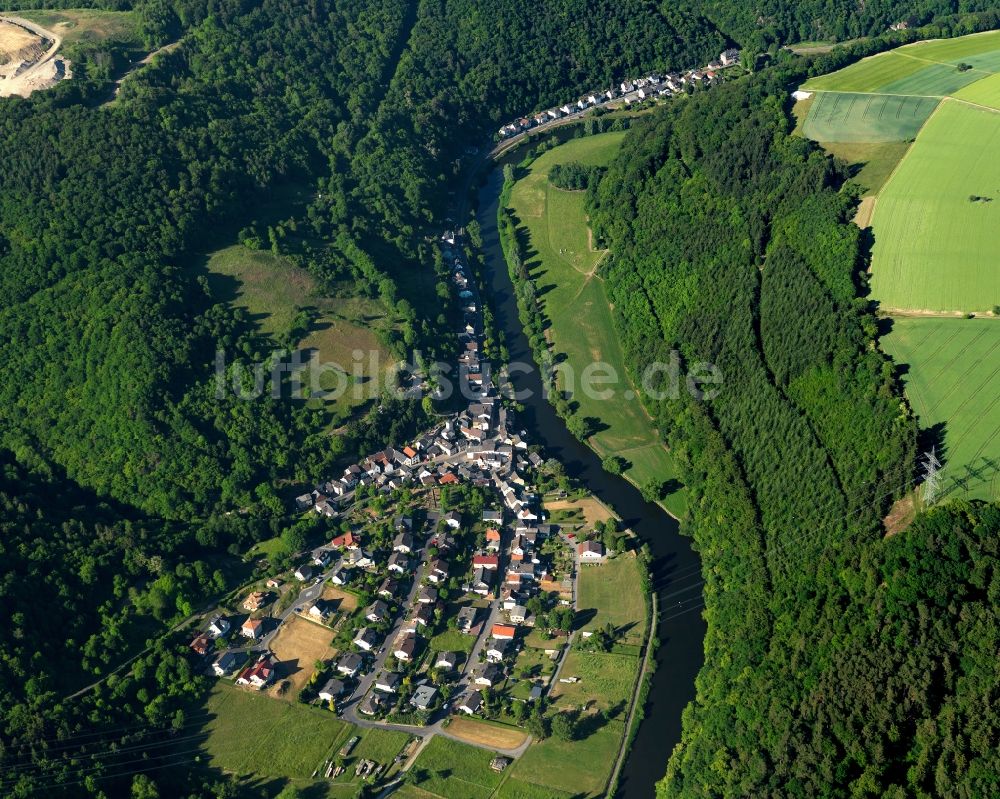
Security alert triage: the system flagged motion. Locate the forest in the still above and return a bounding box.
[589,57,999,797]
[0,0,731,795]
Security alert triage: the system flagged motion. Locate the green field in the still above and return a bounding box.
[803,30,1000,94]
[800,30,1000,147]
[818,140,912,196]
[954,69,1000,109]
[507,718,626,797]
[202,683,351,778]
[407,736,505,799]
[549,649,638,713]
[802,91,939,142]
[869,101,1000,312]
[430,628,476,654]
[507,132,686,515]
[576,555,647,645]
[881,318,1000,502]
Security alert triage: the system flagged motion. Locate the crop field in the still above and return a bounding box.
[407,736,505,799]
[202,683,349,777]
[954,70,1000,109]
[881,318,1000,502]
[576,555,647,645]
[508,132,685,515]
[869,101,1000,312]
[803,51,930,93]
[802,91,939,142]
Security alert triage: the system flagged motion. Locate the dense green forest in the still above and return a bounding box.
[0,0,735,795]
[589,62,999,796]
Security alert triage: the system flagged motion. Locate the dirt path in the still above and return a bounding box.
[106,39,181,102]
[0,15,65,98]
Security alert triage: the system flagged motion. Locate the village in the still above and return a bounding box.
[187,222,639,795]
[495,47,741,142]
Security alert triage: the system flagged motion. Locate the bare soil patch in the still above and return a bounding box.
[544,496,615,527]
[266,616,337,698]
[445,717,528,750]
[320,585,359,612]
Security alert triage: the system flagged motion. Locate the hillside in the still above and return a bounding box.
[588,65,994,796]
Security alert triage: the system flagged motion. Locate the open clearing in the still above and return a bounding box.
[205,244,395,422]
[869,101,1000,312]
[817,140,911,196]
[203,682,348,777]
[508,132,685,515]
[407,736,505,799]
[881,318,1000,502]
[576,555,647,645]
[445,717,528,749]
[548,649,638,713]
[266,615,336,697]
[13,9,137,45]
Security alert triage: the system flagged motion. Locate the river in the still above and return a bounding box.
[475,168,706,797]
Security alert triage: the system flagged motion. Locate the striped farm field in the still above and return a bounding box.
[802,91,938,142]
[881,318,1000,501]
[869,100,1000,312]
[803,29,1000,94]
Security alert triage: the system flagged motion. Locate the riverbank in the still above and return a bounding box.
[474,165,705,797]
[494,127,687,519]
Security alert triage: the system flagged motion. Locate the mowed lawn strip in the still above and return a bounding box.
[203,682,349,777]
[576,555,647,644]
[881,318,1000,501]
[869,101,1000,312]
[508,132,685,515]
[408,736,505,799]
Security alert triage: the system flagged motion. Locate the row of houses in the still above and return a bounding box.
[496,48,741,140]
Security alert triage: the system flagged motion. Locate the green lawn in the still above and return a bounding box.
[881,318,1000,502]
[507,719,626,797]
[202,683,351,778]
[507,132,686,515]
[576,556,647,645]
[494,778,575,798]
[869,101,1000,312]
[407,736,505,799]
[802,92,939,142]
[430,628,476,654]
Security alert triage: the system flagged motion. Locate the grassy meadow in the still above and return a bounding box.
[202,683,350,778]
[881,318,1000,502]
[507,131,686,515]
[954,69,1000,108]
[575,555,648,645]
[15,9,138,45]
[869,101,1000,312]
